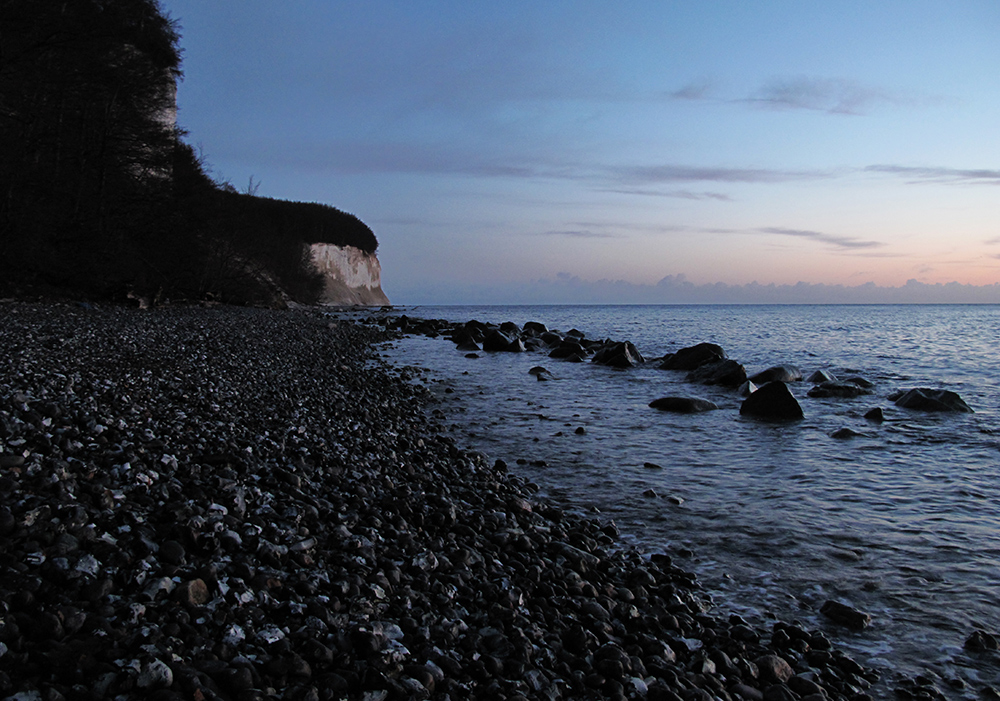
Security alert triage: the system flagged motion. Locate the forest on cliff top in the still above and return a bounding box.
[0,0,377,305]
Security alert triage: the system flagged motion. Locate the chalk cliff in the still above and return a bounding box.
[310,243,390,306]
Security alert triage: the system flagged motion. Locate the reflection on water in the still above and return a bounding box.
[377,304,1000,697]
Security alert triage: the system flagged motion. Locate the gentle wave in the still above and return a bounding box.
[381,304,1000,696]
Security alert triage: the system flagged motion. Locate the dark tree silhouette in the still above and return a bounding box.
[0,0,378,305]
[0,0,182,292]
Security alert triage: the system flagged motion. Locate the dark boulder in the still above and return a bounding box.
[483,330,524,352]
[539,331,563,346]
[649,397,718,413]
[807,381,872,398]
[807,369,838,384]
[891,388,973,413]
[831,427,862,439]
[660,342,726,371]
[864,407,884,422]
[523,321,548,335]
[529,366,554,381]
[749,364,802,384]
[686,359,746,387]
[500,321,522,336]
[549,340,588,359]
[592,341,644,368]
[820,600,871,630]
[844,375,875,388]
[737,380,758,397]
[451,329,481,352]
[740,382,803,420]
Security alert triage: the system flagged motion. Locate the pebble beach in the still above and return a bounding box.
[0,302,889,701]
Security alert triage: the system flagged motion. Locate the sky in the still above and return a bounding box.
[160,1,1000,304]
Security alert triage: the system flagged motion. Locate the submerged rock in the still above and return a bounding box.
[686,359,747,387]
[749,364,803,384]
[648,397,719,413]
[807,381,873,398]
[891,388,974,413]
[820,600,872,630]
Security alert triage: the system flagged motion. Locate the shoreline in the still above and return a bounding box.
[0,302,884,700]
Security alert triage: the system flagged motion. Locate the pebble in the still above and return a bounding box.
[0,302,882,700]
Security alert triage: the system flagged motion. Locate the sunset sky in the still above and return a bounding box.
[161,1,1000,303]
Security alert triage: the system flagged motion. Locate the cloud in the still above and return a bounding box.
[757,227,885,250]
[670,81,714,101]
[743,76,911,115]
[611,164,830,185]
[986,237,1000,245]
[865,165,1000,185]
[539,229,618,239]
[601,188,734,201]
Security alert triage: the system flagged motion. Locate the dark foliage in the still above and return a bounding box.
[0,0,374,305]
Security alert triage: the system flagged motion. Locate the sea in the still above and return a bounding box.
[360,304,1000,698]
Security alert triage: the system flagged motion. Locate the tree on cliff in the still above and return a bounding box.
[0,0,378,304]
[0,0,183,292]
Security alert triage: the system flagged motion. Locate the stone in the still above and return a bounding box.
[807,381,872,398]
[749,365,802,384]
[686,359,747,387]
[174,579,211,606]
[755,654,794,684]
[660,343,726,371]
[648,397,719,413]
[549,340,588,359]
[820,600,871,630]
[592,341,644,368]
[892,388,974,413]
[740,382,803,420]
[864,407,884,422]
[831,428,862,439]
[965,630,999,651]
[807,370,838,383]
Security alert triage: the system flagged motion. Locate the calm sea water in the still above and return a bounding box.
[372,304,1000,697]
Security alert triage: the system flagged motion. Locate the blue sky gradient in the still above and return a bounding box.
[161,1,1000,303]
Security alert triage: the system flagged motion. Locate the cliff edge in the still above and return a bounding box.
[310,243,390,306]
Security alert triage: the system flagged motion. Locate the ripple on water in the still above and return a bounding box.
[382,304,1000,696]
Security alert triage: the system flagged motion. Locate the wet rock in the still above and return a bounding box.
[891,388,974,413]
[965,630,999,651]
[592,341,645,368]
[740,382,803,421]
[686,359,747,387]
[807,369,838,383]
[807,381,873,398]
[648,397,719,413]
[749,365,802,384]
[864,407,885,422]
[660,342,726,371]
[831,427,862,439]
[820,600,872,630]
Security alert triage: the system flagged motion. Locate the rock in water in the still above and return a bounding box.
[660,342,726,371]
[749,364,802,383]
[820,600,872,630]
[685,359,747,387]
[592,341,644,368]
[648,397,719,413]
[891,388,974,413]
[740,382,803,420]
[807,369,838,383]
[864,407,885,422]
[807,381,872,398]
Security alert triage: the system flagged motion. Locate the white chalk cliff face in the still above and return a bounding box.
[309,244,390,306]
